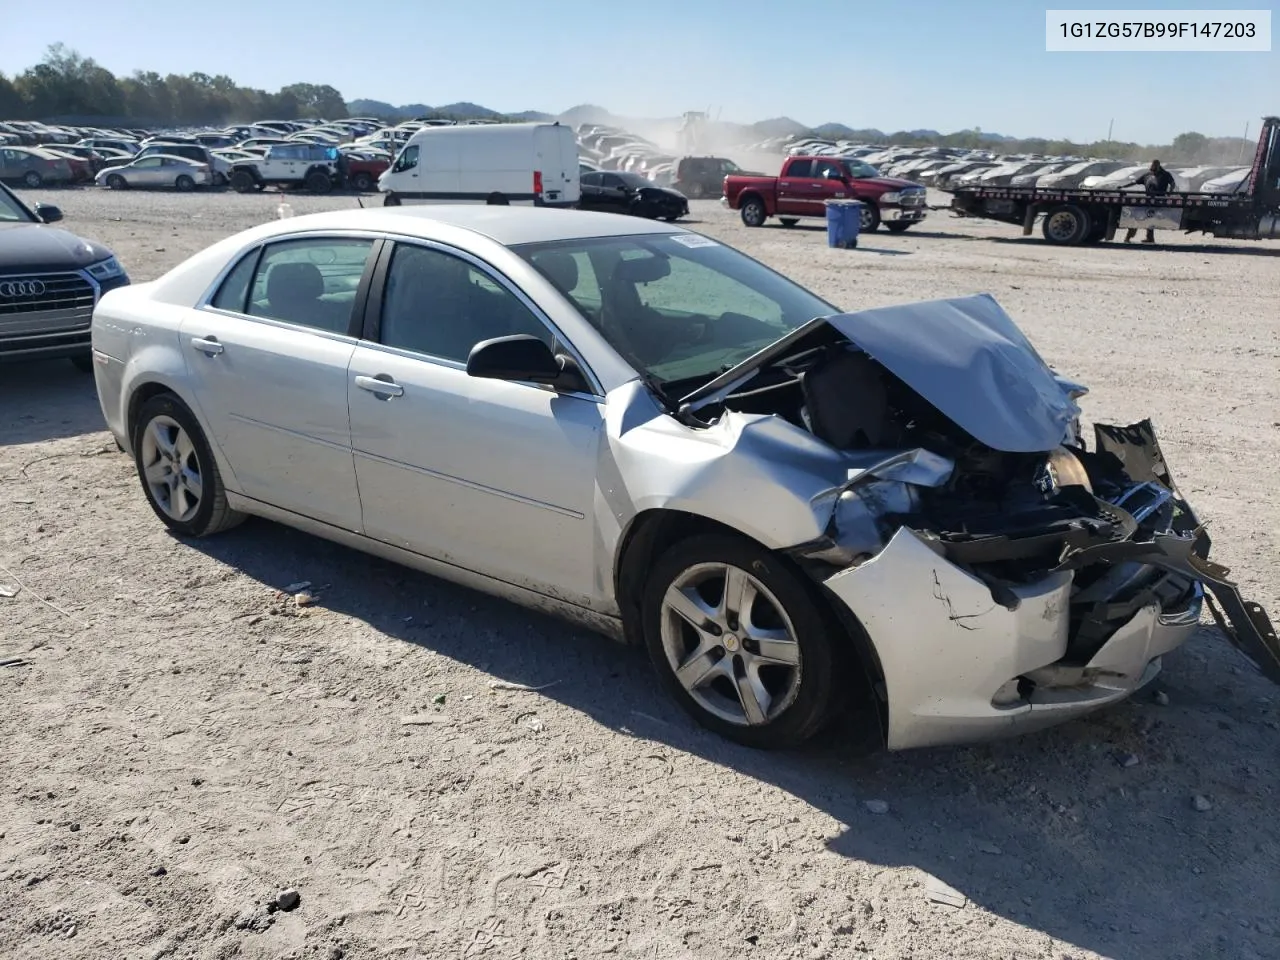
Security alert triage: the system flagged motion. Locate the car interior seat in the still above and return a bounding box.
[263,261,328,327]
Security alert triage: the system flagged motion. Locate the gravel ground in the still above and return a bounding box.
[2,185,1278,960]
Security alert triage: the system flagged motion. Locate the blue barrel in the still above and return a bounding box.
[843,200,864,246]
[825,200,863,248]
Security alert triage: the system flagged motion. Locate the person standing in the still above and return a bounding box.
[1124,160,1178,243]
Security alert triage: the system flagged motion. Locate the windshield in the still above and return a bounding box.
[515,233,837,389]
[0,186,35,223]
[843,160,881,178]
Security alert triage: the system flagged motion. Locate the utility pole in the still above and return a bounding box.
[1240,121,1250,162]
[1107,118,1113,142]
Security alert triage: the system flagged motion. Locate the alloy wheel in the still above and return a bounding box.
[140,415,204,523]
[659,562,803,726]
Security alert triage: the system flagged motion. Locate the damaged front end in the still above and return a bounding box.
[679,294,1278,750]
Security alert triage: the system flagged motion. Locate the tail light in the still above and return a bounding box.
[533,170,543,195]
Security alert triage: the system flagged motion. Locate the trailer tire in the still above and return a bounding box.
[1042,205,1091,245]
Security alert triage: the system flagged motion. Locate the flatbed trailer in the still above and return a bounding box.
[950,116,1280,246]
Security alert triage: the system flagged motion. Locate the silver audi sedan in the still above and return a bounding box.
[89,207,1277,750]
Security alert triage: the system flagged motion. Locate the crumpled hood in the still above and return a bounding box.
[0,223,112,273]
[825,294,1080,453]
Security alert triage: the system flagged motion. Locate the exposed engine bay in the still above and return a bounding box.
[675,300,1280,688]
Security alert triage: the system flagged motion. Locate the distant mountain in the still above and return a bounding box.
[344,99,1018,144]
[749,117,810,139]
[345,99,549,121]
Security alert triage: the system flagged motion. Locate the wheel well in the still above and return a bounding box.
[305,165,332,178]
[739,191,764,208]
[613,509,887,686]
[126,382,178,443]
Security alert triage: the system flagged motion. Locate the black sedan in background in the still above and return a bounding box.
[0,181,130,371]
[577,171,689,221]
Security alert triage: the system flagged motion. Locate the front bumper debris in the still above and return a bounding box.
[818,417,1277,750]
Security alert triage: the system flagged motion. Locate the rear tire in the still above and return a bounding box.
[23,170,43,188]
[641,533,844,749]
[305,170,333,194]
[132,394,245,538]
[175,175,195,191]
[739,196,767,227]
[1042,204,1092,245]
[351,171,374,192]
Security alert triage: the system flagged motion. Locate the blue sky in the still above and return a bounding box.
[2,0,1275,142]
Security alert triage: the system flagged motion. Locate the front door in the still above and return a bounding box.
[347,239,604,606]
[180,234,378,531]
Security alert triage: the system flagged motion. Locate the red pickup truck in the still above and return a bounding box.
[723,156,929,233]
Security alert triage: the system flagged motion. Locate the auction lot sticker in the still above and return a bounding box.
[1046,9,1271,51]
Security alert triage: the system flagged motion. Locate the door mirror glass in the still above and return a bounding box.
[466,334,563,384]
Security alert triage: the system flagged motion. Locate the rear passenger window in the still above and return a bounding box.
[210,249,260,314]
[245,237,374,333]
[787,159,813,177]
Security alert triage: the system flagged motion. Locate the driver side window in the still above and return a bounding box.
[393,144,419,172]
[379,243,553,363]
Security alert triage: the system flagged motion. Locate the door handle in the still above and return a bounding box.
[355,374,404,398]
[190,336,223,355]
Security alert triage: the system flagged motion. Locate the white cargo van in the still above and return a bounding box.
[378,122,580,207]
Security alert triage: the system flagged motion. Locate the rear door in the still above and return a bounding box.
[534,125,577,204]
[180,233,379,531]
[131,156,165,186]
[775,159,818,215]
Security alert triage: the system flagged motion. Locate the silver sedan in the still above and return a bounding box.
[95,154,211,191]
[88,207,1278,750]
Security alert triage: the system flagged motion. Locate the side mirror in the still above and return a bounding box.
[35,203,63,223]
[466,334,566,386]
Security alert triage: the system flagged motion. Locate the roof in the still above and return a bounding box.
[266,205,687,247]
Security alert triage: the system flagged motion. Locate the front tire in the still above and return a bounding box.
[739,196,767,227]
[175,175,195,191]
[23,170,43,188]
[132,394,244,538]
[230,170,256,193]
[859,202,881,232]
[642,534,842,749]
[106,173,127,190]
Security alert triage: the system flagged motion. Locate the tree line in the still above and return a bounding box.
[0,44,349,127]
